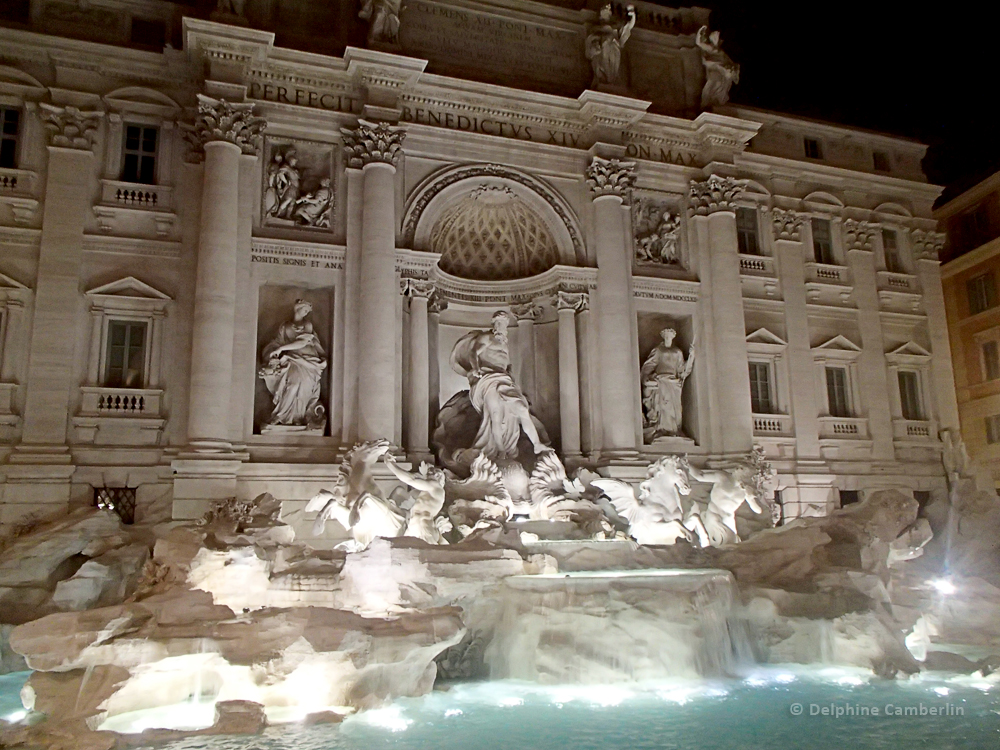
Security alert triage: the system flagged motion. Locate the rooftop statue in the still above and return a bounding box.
[585,4,636,90]
[641,328,695,441]
[258,299,328,434]
[359,0,402,46]
[696,26,740,108]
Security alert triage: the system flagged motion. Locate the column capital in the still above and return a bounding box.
[428,295,449,315]
[557,290,589,313]
[687,174,746,216]
[39,103,103,151]
[911,229,946,262]
[770,208,805,242]
[183,95,266,161]
[585,157,635,201]
[511,301,543,322]
[402,277,435,298]
[843,218,876,253]
[341,119,405,168]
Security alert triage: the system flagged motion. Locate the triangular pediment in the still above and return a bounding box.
[86,277,170,300]
[813,335,862,352]
[0,272,29,290]
[888,341,931,357]
[0,65,46,93]
[746,328,787,346]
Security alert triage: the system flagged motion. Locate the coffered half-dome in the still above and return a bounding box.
[430,185,561,281]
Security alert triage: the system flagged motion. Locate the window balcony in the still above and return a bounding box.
[876,270,919,293]
[95,179,175,236]
[752,413,792,437]
[818,416,869,440]
[72,386,165,446]
[804,261,850,285]
[738,254,776,277]
[892,418,936,442]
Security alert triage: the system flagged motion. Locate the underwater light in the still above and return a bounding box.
[930,578,957,595]
[3,710,26,723]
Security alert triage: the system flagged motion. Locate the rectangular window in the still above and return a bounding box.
[104,320,147,388]
[804,137,823,159]
[897,370,923,421]
[736,207,761,256]
[130,18,166,48]
[984,340,1000,381]
[825,366,850,417]
[967,272,997,316]
[811,218,834,264]
[873,151,891,172]
[748,362,774,414]
[121,125,158,184]
[0,107,20,169]
[986,415,1000,445]
[882,228,903,273]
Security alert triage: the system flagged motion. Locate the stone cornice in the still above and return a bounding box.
[341,120,405,168]
[687,174,746,215]
[586,157,636,200]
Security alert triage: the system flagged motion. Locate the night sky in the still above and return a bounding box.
[702,1,999,201]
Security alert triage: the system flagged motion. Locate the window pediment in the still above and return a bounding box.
[0,66,46,100]
[812,335,862,362]
[886,341,931,365]
[85,276,171,312]
[104,87,181,119]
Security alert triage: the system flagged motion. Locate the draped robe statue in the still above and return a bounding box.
[449,310,547,460]
[585,4,636,89]
[259,299,327,433]
[641,328,695,440]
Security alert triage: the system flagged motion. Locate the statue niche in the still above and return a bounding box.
[641,327,695,441]
[257,298,328,435]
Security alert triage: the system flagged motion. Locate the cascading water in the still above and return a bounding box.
[483,569,755,683]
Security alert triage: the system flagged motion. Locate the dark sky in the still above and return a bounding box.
[700,1,999,199]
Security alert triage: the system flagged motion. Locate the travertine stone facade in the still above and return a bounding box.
[0,2,956,529]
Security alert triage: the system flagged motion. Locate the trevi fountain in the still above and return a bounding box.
[0,0,996,748]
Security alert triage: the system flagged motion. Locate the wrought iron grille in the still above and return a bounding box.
[95,487,136,525]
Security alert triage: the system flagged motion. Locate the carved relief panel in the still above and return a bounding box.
[262,139,335,230]
[632,197,683,268]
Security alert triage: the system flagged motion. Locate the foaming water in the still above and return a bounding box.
[106,667,1000,750]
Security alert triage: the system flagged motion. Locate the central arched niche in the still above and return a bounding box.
[430,185,560,281]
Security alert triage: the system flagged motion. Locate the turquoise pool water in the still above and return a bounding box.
[4,667,999,749]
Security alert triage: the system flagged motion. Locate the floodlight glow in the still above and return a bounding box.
[4,710,26,723]
[930,578,957,595]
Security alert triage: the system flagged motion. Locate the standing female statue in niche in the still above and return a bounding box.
[641,328,695,440]
[259,299,328,432]
[585,3,636,89]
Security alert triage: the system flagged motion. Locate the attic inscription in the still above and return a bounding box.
[399,1,583,86]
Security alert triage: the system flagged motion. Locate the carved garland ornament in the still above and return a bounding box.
[341,120,405,168]
[771,208,805,242]
[910,229,946,262]
[585,157,636,201]
[39,103,102,150]
[184,95,266,158]
[687,174,746,215]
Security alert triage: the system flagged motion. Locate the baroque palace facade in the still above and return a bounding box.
[0,0,955,535]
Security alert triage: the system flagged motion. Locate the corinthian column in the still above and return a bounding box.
[587,157,639,456]
[342,120,405,442]
[689,175,753,454]
[183,96,265,454]
[557,291,587,459]
[11,105,101,496]
[405,279,434,460]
